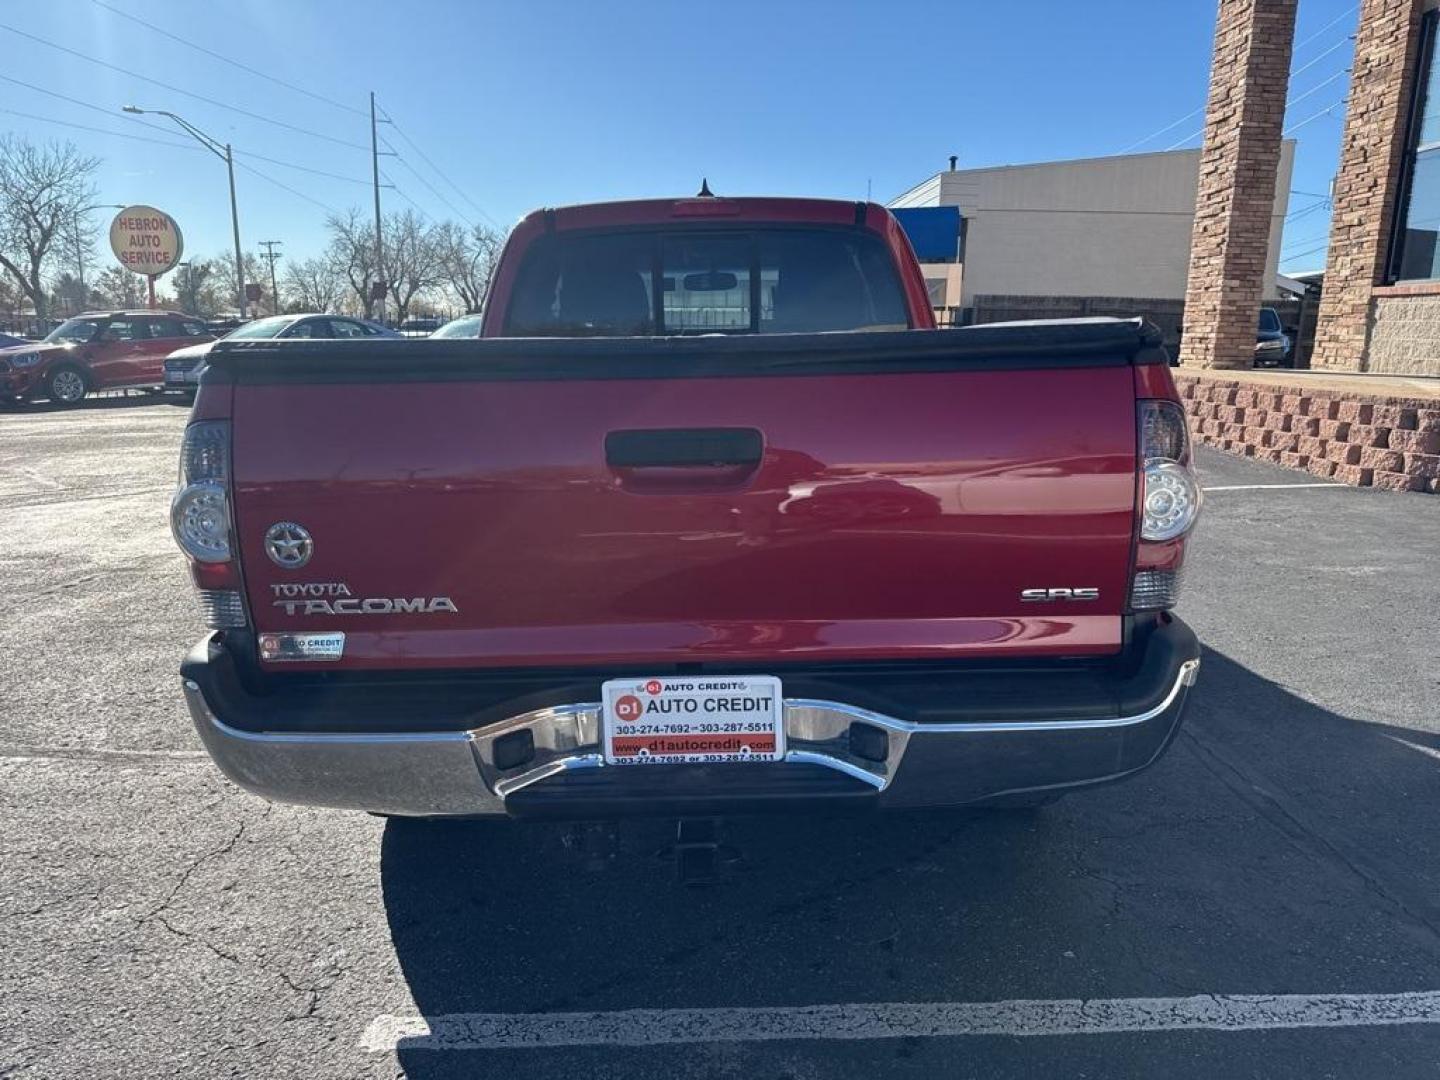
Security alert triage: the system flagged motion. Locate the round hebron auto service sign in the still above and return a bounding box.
[109,205,183,276]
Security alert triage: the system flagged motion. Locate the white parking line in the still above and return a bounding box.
[359,991,1440,1052]
[1202,482,1345,491]
[0,746,208,764]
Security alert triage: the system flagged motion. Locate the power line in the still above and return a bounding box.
[1169,72,1347,150]
[1140,20,1356,153]
[1282,225,1333,250]
[1117,106,1207,155]
[379,172,432,221]
[0,107,200,152]
[234,149,378,186]
[1293,5,1358,53]
[1281,67,1350,112]
[87,0,367,118]
[1282,239,1331,263]
[234,160,341,216]
[0,20,370,152]
[387,150,476,225]
[0,72,193,140]
[1284,97,1348,135]
[378,108,501,227]
[1285,198,1331,224]
[1288,36,1352,82]
[2,72,378,189]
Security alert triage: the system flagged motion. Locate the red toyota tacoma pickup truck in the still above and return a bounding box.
[174,195,1201,820]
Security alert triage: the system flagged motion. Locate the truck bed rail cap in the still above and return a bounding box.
[205,318,1165,383]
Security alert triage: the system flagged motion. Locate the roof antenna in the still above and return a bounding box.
[697,178,714,197]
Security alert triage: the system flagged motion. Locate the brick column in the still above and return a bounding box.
[1180,0,1297,370]
[1311,0,1425,371]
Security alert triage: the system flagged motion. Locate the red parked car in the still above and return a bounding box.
[172,195,1202,828]
[0,310,213,406]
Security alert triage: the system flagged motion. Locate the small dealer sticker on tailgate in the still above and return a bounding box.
[601,676,784,765]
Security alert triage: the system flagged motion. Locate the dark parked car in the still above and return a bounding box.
[1255,306,1293,367]
[164,314,401,389]
[204,316,247,337]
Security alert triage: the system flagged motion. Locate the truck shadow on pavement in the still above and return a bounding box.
[378,647,1440,1078]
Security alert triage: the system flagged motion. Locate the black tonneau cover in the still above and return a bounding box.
[204,317,1166,384]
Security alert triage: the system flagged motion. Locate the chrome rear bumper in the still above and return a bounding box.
[182,650,1199,818]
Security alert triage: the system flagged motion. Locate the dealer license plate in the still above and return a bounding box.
[601,675,784,765]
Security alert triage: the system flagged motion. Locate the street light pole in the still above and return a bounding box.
[71,203,126,312]
[122,106,247,319]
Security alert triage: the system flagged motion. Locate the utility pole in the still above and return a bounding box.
[226,143,246,319]
[258,240,283,314]
[370,91,387,324]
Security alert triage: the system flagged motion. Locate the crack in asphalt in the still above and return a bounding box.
[134,818,251,927]
[1180,729,1440,950]
[1060,844,1212,997]
[131,804,346,1024]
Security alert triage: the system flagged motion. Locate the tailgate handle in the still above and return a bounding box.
[605,428,763,469]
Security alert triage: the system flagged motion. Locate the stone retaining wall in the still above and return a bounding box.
[1174,373,1440,493]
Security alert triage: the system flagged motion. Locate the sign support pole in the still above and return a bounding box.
[147,274,157,310]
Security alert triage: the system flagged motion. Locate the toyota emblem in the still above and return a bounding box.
[264,522,313,569]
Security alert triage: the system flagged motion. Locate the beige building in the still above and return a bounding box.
[891,145,1295,310]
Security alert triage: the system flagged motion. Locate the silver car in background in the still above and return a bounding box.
[163,314,401,390]
[429,314,483,338]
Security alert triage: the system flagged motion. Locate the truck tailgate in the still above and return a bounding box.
[221,330,1142,670]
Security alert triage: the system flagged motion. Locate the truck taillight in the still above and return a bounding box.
[1131,400,1200,611]
[172,420,247,629]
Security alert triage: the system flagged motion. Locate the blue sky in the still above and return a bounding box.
[2,0,1355,274]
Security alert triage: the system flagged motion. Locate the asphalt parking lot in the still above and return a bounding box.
[3,395,1439,1079]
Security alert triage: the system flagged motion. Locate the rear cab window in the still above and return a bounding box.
[504,227,910,336]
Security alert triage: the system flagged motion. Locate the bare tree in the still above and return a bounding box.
[324,209,381,318]
[0,137,100,322]
[173,260,220,316]
[283,256,345,313]
[380,210,443,324]
[229,252,265,313]
[435,221,502,313]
